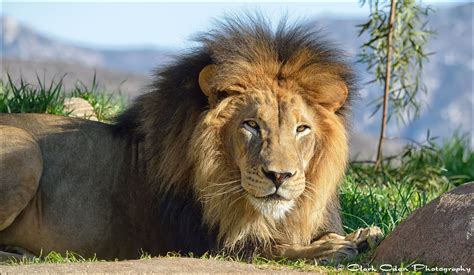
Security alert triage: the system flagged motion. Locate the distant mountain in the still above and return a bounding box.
[1,3,472,154]
[1,16,174,74]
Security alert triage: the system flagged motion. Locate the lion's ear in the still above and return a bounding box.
[308,74,349,113]
[199,65,243,106]
[199,65,217,98]
[317,81,348,112]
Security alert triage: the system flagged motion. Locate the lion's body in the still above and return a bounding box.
[0,114,142,259]
[0,114,215,259]
[0,16,383,262]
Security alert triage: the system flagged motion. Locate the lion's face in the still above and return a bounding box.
[197,63,348,223]
[230,89,316,219]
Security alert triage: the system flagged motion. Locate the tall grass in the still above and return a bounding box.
[350,133,472,190]
[342,132,472,234]
[0,74,66,115]
[340,174,451,234]
[436,132,474,183]
[0,74,125,122]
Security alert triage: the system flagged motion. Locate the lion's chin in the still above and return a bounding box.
[247,194,295,220]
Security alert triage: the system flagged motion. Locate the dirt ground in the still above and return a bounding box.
[0,257,307,273]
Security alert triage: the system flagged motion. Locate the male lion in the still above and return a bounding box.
[0,17,382,263]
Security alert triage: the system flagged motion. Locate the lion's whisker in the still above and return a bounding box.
[228,192,246,209]
[205,179,241,187]
[201,185,241,199]
[301,192,316,204]
[304,182,318,193]
[199,185,243,202]
[198,179,241,193]
[206,189,244,213]
[227,170,241,175]
[304,186,316,194]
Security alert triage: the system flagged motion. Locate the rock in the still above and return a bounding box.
[63,97,97,121]
[0,257,301,273]
[373,182,474,269]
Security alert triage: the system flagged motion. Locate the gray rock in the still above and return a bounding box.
[64,97,97,121]
[373,182,474,269]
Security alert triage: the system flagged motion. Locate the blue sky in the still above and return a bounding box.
[2,1,467,49]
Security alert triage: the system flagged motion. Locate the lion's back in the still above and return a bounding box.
[0,114,140,259]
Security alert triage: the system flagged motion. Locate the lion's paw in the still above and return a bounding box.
[314,239,358,265]
[345,226,383,252]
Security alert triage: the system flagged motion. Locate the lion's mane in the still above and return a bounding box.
[115,15,355,256]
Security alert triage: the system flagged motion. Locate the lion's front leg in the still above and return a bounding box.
[316,226,383,253]
[272,238,358,264]
[271,226,383,264]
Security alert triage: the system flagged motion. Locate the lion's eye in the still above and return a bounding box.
[296,125,310,133]
[244,120,259,129]
[243,120,260,135]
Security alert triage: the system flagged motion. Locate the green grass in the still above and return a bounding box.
[6,251,103,265]
[0,74,125,122]
[0,74,67,115]
[342,132,472,235]
[436,132,474,183]
[349,133,472,190]
[1,75,472,271]
[340,172,451,234]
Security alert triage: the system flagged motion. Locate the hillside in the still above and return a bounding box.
[1,16,174,74]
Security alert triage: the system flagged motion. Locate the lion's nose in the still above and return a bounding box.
[262,168,295,189]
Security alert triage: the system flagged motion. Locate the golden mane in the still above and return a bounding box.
[115,15,355,255]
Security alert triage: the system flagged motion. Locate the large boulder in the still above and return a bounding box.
[373,182,473,271]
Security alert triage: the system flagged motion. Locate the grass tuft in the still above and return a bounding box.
[0,73,125,122]
[6,251,102,265]
[0,74,67,115]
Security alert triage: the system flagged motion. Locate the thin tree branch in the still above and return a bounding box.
[375,0,397,169]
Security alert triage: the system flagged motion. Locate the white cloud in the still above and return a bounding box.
[440,101,472,129]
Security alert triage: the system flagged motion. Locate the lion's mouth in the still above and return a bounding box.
[247,192,295,219]
[254,193,291,202]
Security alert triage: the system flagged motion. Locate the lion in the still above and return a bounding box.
[0,16,382,263]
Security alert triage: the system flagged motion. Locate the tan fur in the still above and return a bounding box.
[0,126,42,231]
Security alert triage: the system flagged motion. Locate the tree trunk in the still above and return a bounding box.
[375,0,397,168]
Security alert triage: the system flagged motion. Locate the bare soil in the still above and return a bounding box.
[0,257,306,273]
